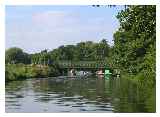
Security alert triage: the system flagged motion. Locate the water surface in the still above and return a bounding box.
[5,76,155,112]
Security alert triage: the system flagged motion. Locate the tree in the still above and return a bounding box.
[113,5,155,77]
[5,47,30,64]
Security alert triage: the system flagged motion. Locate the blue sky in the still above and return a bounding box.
[6,6,124,53]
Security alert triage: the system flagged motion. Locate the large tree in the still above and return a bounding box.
[113,5,156,77]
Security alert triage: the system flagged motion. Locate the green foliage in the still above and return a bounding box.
[50,39,110,62]
[6,64,28,81]
[5,39,111,67]
[5,47,31,64]
[31,49,52,65]
[5,64,60,82]
[112,5,156,79]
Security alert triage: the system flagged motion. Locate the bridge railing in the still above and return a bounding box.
[57,61,108,68]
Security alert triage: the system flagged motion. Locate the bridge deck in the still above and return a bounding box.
[57,61,109,69]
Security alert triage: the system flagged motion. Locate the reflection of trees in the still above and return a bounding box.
[6,80,27,111]
[6,80,26,92]
[6,77,155,112]
[31,78,109,103]
[108,77,155,112]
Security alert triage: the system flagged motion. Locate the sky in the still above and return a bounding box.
[6,6,124,53]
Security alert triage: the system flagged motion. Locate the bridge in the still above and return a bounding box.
[55,61,119,76]
[57,61,110,69]
[56,61,120,76]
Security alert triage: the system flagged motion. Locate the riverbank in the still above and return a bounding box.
[5,64,59,82]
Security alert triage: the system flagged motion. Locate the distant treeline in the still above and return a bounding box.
[6,6,156,84]
[5,39,111,65]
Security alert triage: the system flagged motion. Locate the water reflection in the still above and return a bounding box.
[5,76,155,113]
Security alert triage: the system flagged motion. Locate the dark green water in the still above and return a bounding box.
[5,76,155,113]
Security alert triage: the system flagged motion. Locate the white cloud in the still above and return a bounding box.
[6,9,119,53]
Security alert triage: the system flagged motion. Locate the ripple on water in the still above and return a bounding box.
[60,95,83,102]
[60,110,71,112]
[95,108,114,112]
[6,107,21,112]
[5,100,19,103]
[5,95,16,99]
[85,100,98,104]
[34,93,64,102]
[59,104,71,107]
[54,102,63,105]
[72,105,86,108]
[9,103,21,107]
[6,93,24,99]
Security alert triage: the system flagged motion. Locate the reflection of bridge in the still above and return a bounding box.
[57,61,109,69]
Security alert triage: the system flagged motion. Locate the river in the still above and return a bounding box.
[5,76,155,113]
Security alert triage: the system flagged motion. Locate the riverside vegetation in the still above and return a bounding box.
[6,5,156,86]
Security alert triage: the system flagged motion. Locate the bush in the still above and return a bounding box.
[5,64,60,82]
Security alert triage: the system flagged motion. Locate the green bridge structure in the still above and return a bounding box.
[57,61,111,70]
[55,61,117,76]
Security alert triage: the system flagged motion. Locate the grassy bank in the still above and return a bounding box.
[5,64,59,82]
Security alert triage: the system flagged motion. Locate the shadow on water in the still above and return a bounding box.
[5,75,155,113]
